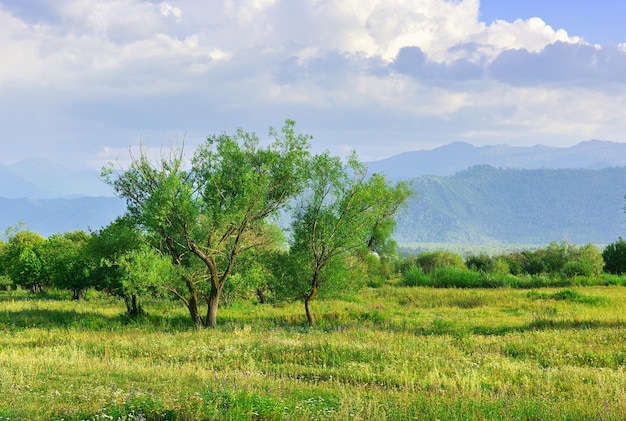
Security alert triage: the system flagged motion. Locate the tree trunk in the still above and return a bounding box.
[72,288,83,301]
[181,276,203,327]
[305,285,318,326]
[187,290,203,327]
[124,294,145,317]
[206,282,221,327]
[124,295,132,314]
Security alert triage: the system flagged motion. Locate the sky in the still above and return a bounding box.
[1,0,626,169]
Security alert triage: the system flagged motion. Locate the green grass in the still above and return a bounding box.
[1,285,626,420]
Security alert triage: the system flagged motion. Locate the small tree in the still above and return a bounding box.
[276,152,412,325]
[41,231,92,300]
[0,239,10,290]
[116,245,174,316]
[4,230,46,293]
[603,238,626,275]
[87,216,169,316]
[562,243,603,278]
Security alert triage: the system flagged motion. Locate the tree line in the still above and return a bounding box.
[3,120,626,327]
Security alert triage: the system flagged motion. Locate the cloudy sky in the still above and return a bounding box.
[1,0,625,169]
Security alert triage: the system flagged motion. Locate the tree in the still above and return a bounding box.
[562,243,604,278]
[104,120,311,327]
[41,231,92,300]
[0,239,9,289]
[4,229,46,292]
[116,245,174,316]
[276,152,412,325]
[603,238,626,274]
[86,216,157,315]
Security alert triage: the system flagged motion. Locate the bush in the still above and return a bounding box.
[430,267,481,288]
[601,273,626,286]
[465,254,493,272]
[401,265,431,287]
[478,271,520,288]
[415,251,465,273]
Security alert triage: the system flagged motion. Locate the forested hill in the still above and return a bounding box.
[395,165,626,245]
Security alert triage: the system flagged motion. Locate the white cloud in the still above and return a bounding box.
[160,2,182,23]
[477,17,583,61]
[0,0,625,167]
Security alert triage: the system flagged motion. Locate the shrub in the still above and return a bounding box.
[401,265,431,287]
[430,266,481,288]
[465,254,493,272]
[415,251,465,273]
[479,271,520,288]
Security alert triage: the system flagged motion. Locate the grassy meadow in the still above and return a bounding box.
[1,284,626,420]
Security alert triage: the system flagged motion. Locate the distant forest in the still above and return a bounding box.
[395,165,626,245]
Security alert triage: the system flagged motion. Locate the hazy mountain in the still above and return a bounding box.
[367,140,626,179]
[396,165,626,245]
[0,158,113,198]
[0,165,50,198]
[2,141,626,242]
[0,196,126,237]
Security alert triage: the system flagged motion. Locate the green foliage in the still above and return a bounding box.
[275,152,411,325]
[430,266,482,288]
[499,242,604,279]
[412,250,466,273]
[527,289,607,305]
[602,237,626,274]
[401,265,430,287]
[86,216,162,315]
[465,253,493,272]
[41,231,92,300]
[105,120,312,327]
[3,229,46,292]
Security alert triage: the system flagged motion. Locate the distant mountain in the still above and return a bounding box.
[3,142,626,243]
[0,196,126,237]
[367,140,626,179]
[0,158,113,198]
[395,165,626,245]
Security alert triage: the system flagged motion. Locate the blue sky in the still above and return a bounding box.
[1,0,625,169]
[480,1,626,46]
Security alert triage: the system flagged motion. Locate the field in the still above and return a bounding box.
[1,284,626,420]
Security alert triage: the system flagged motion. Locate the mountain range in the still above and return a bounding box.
[2,140,626,243]
[367,139,626,179]
[395,165,626,245]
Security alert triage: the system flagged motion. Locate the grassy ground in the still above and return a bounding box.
[1,285,625,420]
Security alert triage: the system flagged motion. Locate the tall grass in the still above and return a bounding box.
[1,285,626,420]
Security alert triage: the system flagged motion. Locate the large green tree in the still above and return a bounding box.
[104,120,311,327]
[276,152,412,325]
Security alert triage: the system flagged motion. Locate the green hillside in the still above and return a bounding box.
[396,165,626,245]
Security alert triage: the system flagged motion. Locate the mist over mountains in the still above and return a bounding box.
[0,158,120,237]
[367,140,626,179]
[2,140,626,244]
[0,158,113,199]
